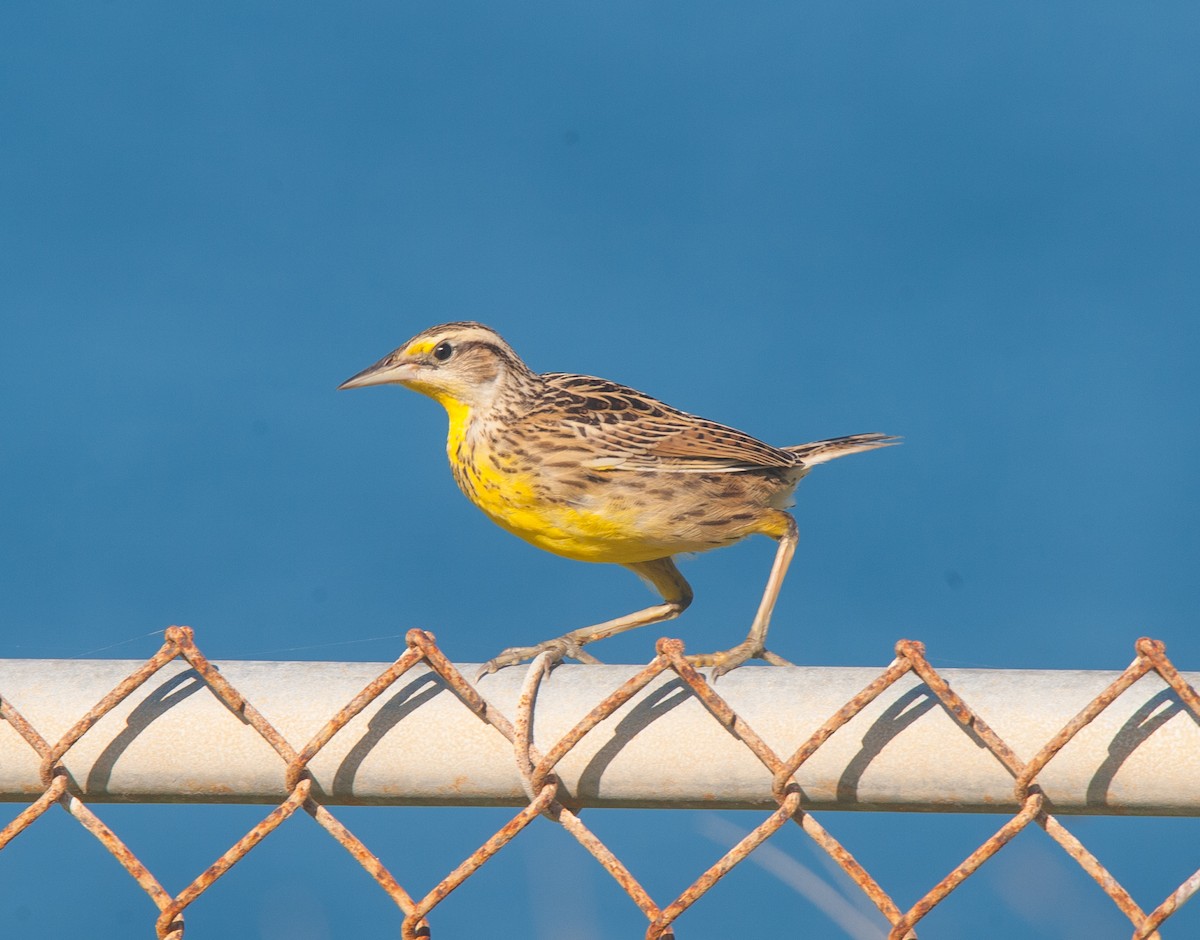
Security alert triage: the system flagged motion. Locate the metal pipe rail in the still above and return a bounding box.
[2,656,1196,814]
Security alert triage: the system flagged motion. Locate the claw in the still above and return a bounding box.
[690,643,795,681]
[475,636,604,680]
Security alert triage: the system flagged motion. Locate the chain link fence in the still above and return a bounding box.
[1,628,1198,938]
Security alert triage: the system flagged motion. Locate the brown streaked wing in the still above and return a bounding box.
[526,373,797,471]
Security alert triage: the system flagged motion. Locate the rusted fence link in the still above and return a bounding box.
[1,631,1199,938]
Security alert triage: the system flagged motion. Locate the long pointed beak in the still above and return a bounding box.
[337,355,417,390]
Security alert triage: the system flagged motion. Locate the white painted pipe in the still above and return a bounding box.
[1,659,1195,814]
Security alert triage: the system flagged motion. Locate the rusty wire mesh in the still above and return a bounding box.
[1,628,1198,938]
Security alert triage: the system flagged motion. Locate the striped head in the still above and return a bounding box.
[338,322,538,411]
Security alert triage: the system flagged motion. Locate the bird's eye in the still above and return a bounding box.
[433,341,454,362]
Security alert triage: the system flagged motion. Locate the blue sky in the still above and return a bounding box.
[2,3,1199,937]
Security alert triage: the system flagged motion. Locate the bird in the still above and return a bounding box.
[338,321,896,678]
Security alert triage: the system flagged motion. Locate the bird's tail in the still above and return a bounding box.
[784,433,900,466]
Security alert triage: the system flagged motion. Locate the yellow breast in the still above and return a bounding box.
[440,399,670,563]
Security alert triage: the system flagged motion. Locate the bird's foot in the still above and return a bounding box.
[476,635,603,680]
[688,641,794,681]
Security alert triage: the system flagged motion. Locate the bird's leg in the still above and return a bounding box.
[476,557,693,678]
[689,512,798,679]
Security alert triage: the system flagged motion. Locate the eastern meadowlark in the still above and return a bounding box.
[339,322,896,677]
